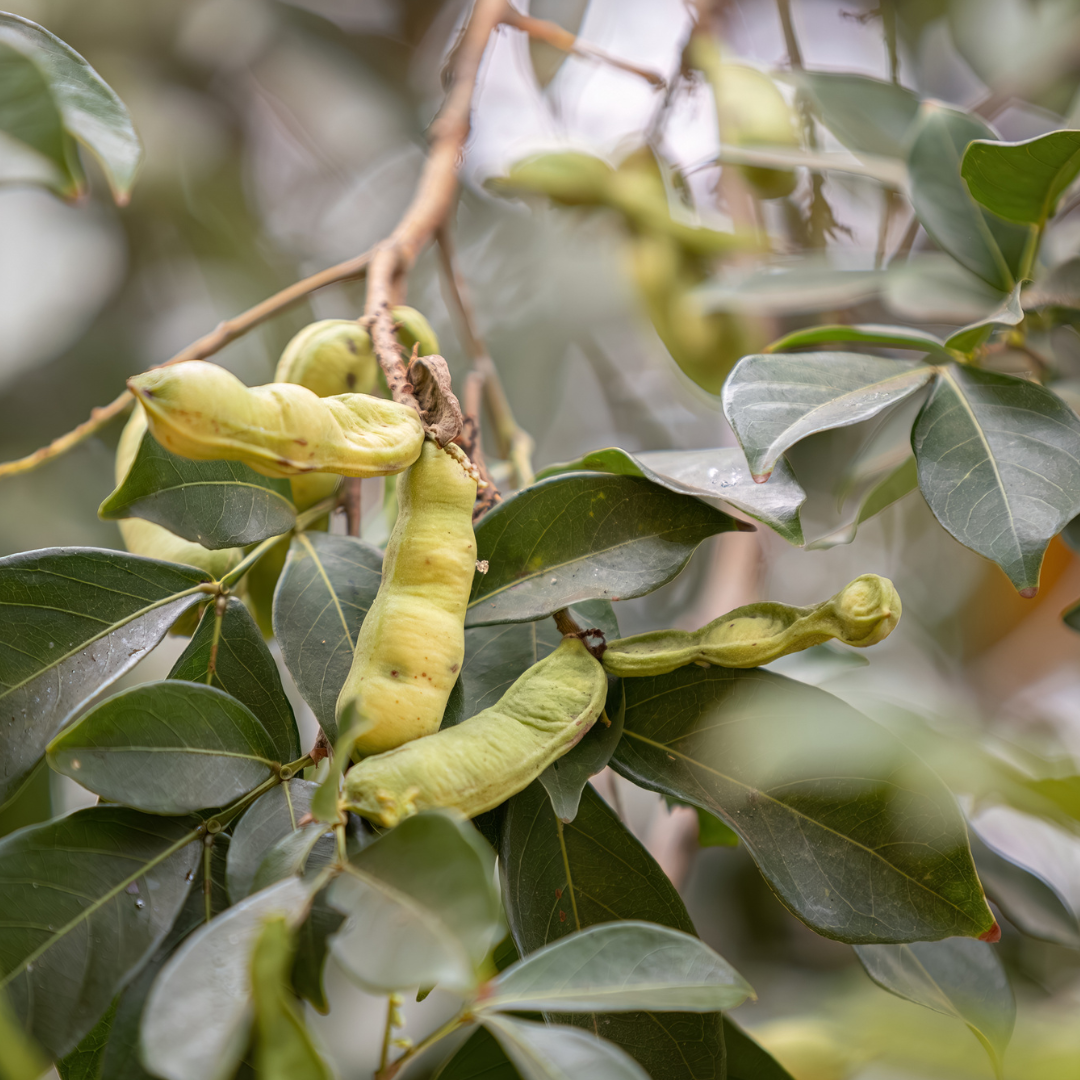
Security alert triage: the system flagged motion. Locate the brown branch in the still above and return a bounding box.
[0,249,374,482]
[501,8,666,88]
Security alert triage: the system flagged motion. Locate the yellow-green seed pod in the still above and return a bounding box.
[337,440,477,756]
[344,637,607,826]
[275,320,379,400]
[128,361,425,479]
[491,151,616,206]
[113,405,242,579]
[602,575,901,678]
[392,306,439,360]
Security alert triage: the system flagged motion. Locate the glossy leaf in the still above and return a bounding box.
[723,1017,795,1080]
[912,364,1080,593]
[468,474,744,626]
[170,597,299,761]
[100,429,295,549]
[57,1000,114,1080]
[0,13,141,201]
[969,830,1080,947]
[538,447,806,546]
[328,811,502,993]
[907,104,1031,292]
[722,352,935,480]
[611,667,996,943]
[501,782,726,1079]
[0,548,210,807]
[48,682,280,814]
[962,130,1080,226]
[944,282,1024,354]
[765,323,948,356]
[141,877,313,1080]
[854,938,1015,1075]
[250,822,334,895]
[480,921,752,1014]
[0,806,200,1058]
[273,533,383,742]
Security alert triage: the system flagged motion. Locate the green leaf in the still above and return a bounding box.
[57,1000,115,1080]
[693,806,739,847]
[0,548,210,807]
[170,597,300,764]
[723,1017,795,1080]
[479,921,752,1014]
[0,989,49,1080]
[854,938,1015,1077]
[250,917,334,1080]
[793,72,921,159]
[538,447,806,546]
[907,103,1032,292]
[99,430,295,549]
[611,668,997,943]
[0,39,73,195]
[250,822,335,895]
[943,282,1025,354]
[806,456,918,551]
[698,262,887,317]
[48,681,281,814]
[969,829,1080,948]
[885,253,1013,324]
[0,806,201,1058]
[481,1015,650,1080]
[722,352,935,480]
[273,533,383,743]
[468,474,744,626]
[962,129,1080,226]
[912,364,1080,593]
[328,811,502,994]
[141,877,313,1080]
[765,324,949,356]
[0,13,141,202]
[433,1025,519,1080]
[501,782,725,1079]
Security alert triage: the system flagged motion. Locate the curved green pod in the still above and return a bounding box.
[129,361,425,479]
[602,574,901,677]
[343,637,608,826]
[336,440,477,756]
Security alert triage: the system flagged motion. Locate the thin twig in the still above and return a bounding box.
[0,249,374,482]
[501,7,666,87]
[775,0,804,70]
[342,477,362,537]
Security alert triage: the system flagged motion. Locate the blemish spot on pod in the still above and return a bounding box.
[336,440,477,756]
[602,573,901,678]
[112,405,242,580]
[275,320,379,399]
[343,637,608,827]
[128,361,425,479]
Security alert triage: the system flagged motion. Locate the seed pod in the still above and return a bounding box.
[602,574,901,677]
[344,637,607,826]
[113,405,241,579]
[128,361,425,479]
[336,440,477,756]
[275,320,379,400]
[392,306,439,360]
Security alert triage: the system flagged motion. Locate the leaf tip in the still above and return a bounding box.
[1019,586,1038,599]
[751,470,772,484]
[979,921,1002,944]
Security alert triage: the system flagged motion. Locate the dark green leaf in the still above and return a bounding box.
[169,597,300,763]
[468,474,743,626]
[0,548,210,807]
[907,104,1032,292]
[538,447,806,546]
[943,282,1024,354]
[854,938,1015,1075]
[479,921,752,1013]
[722,352,934,480]
[141,877,313,1080]
[48,682,280,814]
[912,364,1080,593]
[273,533,383,742]
[962,130,1080,226]
[794,71,921,159]
[0,13,141,201]
[99,429,295,549]
[291,891,344,1015]
[0,806,200,1058]
[765,324,948,356]
[434,1025,520,1080]
[969,830,1080,948]
[250,822,334,895]
[328,811,502,993]
[501,782,726,1079]
[694,806,739,847]
[611,667,996,943]
[723,1017,795,1080]
[57,1000,115,1080]
[481,1015,650,1080]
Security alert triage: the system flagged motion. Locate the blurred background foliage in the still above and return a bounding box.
[3,1,1080,1077]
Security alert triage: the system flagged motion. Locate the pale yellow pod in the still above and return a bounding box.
[336,440,477,756]
[602,574,901,678]
[344,638,608,827]
[275,320,379,400]
[113,405,241,579]
[128,361,425,479]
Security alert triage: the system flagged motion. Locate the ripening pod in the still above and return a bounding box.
[392,306,439,360]
[275,320,379,399]
[489,151,616,206]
